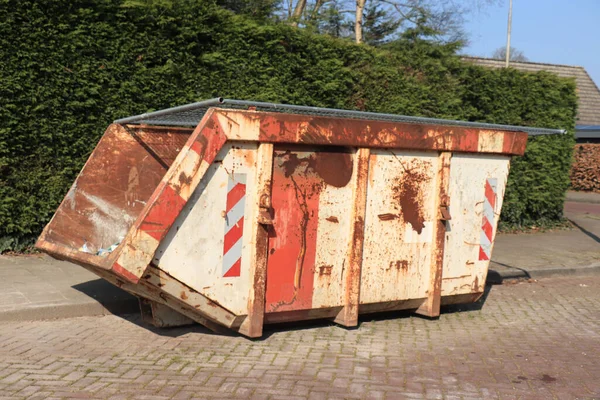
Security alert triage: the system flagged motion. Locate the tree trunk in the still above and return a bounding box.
[309,0,326,21]
[291,0,307,27]
[355,0,366,43]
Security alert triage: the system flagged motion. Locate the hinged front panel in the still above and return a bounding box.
[265,147,356,313]
[360,150,440,304]
[154,142,258,315]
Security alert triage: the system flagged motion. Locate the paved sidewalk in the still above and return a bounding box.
[566,190,600,204]
[489,199,600,282]
[1,193,600,322]
[0,275,598,399]
[0,256,138,322]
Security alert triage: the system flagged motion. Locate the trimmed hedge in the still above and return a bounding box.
[0,0,577,251]
[459,67,577,228]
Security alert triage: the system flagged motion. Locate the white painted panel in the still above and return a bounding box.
[154,142,258,315]
[360,150,439,304]
[441,154,510,296]
[311,154,356,309]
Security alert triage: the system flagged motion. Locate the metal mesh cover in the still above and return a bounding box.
[114,98,564,136]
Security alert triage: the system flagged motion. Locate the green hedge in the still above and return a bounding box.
[0,0,577,251]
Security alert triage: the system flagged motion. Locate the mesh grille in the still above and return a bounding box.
[114,98,564,136]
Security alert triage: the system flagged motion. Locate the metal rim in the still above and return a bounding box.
[114,98,565,136]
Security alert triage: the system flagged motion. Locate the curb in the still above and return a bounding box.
[565,192,600,204]
[1,265,599,322]
[0,297,139,323]
[487,263,600,284]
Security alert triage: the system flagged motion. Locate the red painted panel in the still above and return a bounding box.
[502,131,528,155]
[452,129,480,153]
[139,185,188,241]
[265,150,324,313]
[265,147,354,312]
[190,115,228,163]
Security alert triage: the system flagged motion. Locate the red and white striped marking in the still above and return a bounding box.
[223,173,247,277]
[479,178,497,261]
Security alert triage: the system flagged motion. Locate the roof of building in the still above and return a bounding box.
[462,57,600,127]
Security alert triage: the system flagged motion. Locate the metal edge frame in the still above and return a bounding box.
[115,98,565,136]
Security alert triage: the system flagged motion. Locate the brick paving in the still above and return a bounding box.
[0,276,598,400]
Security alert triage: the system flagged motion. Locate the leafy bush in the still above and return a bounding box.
[0,0,577,250]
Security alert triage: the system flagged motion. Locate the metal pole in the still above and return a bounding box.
[505,0,513,68]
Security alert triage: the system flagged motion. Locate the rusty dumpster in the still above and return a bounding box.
[36,98,563,337]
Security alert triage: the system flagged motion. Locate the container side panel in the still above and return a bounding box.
[265,147,354,313]
[42,124,192,255]
[154,143,258,316]
[441,154,510,296]
[311,156,355,309]
[360,151,439,304]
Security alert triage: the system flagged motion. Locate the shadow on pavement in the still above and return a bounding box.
[569,218,600,244]
[72,279,496,340]
[440,283,493,314]
[487,261,531,284]
[72,279,224,338]
[125,314,226,338]
[72,278,139,315]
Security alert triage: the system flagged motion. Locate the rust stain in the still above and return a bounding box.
[318,265,333,276]
[180,291,188,300]
[378,213,398,221]
[178,172,192,186]
[269,295,298,313]
[472,276,479,292]
[278,149,353,188]
[326,216,339,223]
[352,216,365,250]
[280,151,303,177]
[292,174,309,289]
[387,260,409,272]
[392,161,430,234]
[259,114,487,154]
[310,152,353,188]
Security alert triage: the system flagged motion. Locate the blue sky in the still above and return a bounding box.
[463,0,600,86]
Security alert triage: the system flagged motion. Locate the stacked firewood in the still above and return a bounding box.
[570,144,600,192]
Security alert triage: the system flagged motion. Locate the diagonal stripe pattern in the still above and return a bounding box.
[479,178,497,261]
[223,173,247,277]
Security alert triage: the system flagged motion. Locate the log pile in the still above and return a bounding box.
[570,144,600,192]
